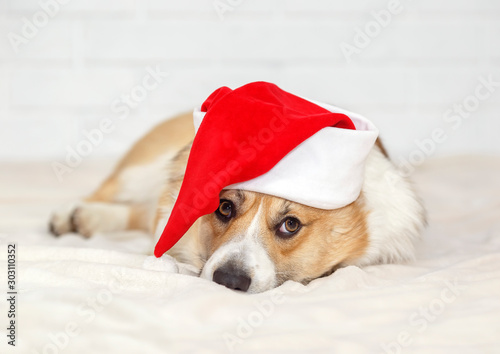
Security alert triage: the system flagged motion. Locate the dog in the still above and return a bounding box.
[50,107,425,294]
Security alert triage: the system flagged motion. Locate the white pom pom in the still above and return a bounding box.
[142,254,179,273]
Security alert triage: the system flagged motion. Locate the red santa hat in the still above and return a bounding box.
[154,81,378,257]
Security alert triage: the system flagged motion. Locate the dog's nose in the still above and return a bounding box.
[213,267,251,292]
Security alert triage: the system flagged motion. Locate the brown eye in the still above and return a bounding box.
[277,217,301,238]
[215,200,234,221]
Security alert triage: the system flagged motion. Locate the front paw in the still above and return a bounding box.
[50,202,130,238]
[49,202,80,236]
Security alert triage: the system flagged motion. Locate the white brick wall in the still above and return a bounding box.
[1,0,499,166]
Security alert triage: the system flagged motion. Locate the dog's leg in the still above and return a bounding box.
[50,200,151,238]
[49,113,195,238]
[49,174,153,237]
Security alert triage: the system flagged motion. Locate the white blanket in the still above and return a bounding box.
[1,155,500,354]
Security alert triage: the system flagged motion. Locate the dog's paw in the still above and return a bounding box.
[49,202,80,236]
[49,202,129,238]
[69,202,130,237]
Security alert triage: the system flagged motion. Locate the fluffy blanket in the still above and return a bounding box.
[1,155,499,353]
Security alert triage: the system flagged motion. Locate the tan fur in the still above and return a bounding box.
[127,205,153,230]
[86,177,119,203]
[86,113,193,205]
[116,112,194,168]
[153,141,192,233]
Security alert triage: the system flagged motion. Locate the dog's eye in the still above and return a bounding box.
[277,217,301,238]
[215,200,235,221]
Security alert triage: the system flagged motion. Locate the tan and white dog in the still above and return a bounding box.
[50,112,426,293]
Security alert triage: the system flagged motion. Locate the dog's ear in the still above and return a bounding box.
[352,147,426,266]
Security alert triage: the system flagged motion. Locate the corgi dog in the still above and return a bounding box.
[50,106,426,294]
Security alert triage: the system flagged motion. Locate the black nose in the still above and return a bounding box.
[213,266,251,292]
